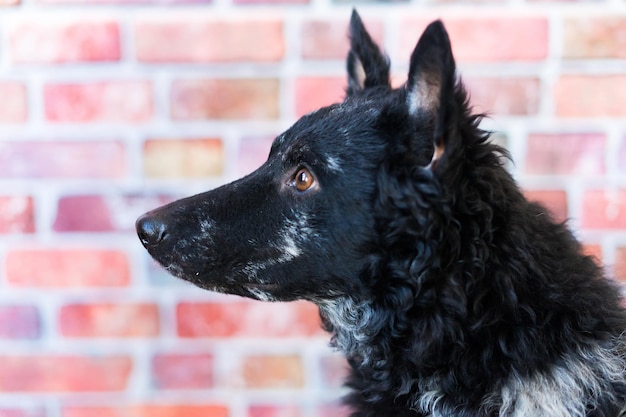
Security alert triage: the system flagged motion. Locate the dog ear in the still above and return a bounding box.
[405,21,456,169]
[347,10,390,96]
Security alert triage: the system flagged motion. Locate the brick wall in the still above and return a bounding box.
[0,1,625,417]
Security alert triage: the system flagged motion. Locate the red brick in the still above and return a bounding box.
[563,18,626,59]
[10,21,120,64]
[301,19,383,60]
[582,244,603,264]
[171,79,279,120]
[0,82,27,123]
[143,139,223,178]
[295,77,345,117]
[248,405,301,417]
[615,247,626,281]
[238,136,274,175]
[151,354,213,389]
[581,189,626,230]
[525,133,605,175]
[523,190,568,224]
[136,19,283,62]
[60,303,160,338]
[554,75,626,118]
[465,77,540,115]
[6,249,130,287]
[242,355,304,388]
[400,17,548,62]
[62,406,228,417]
[0,356,131,392]
[0,196,35,234]
[0,306,39,339]
[0,141,126,179]
[44,81,152,123]
[177,301,323,338]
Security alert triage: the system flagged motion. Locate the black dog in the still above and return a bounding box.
[137,11,626,416]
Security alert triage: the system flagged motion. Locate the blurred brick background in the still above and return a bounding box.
[0,0,625,416]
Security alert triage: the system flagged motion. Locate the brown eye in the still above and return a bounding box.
[295,168,314,191]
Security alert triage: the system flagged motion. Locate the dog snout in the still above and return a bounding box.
[136,213,168,247]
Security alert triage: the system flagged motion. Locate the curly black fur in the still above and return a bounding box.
[137,10,626,416]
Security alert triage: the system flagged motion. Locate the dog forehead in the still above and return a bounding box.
[273,100,385,152]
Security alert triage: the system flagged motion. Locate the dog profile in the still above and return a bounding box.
[137,11,626,416]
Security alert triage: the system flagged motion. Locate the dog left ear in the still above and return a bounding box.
[405,21,457,169]
[347,10,390,96]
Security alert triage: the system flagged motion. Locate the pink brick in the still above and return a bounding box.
[242,355,304,388]
[465,77,540,115]
[619,137,626,174]
[582,189,626,230]
[314,404,351,417]
[0,306,39,339]
[400,17,548,62]
[0,408,45,417]
[0,141,126,179]
[301,19,383,60]
[0,82,27,123]
[248,405,301,417]
[238,136,275,175]
[429,0,504,3]
[38,0,210,4]
[525,133,605,175]
[171,79,279,120]
[0,196,35,234]
[6,248,130,287]
[177,301,323,338]
[54,195,113,232]
[563,17,626,59]
[523,190,568,223]
[60,303,160,338]
[62,406,228,417]
[319,355,349,388]
[45,81,152,123]
[615,247,626,281]
[53,194,175,233]
[151,354,213,389]
[295,77,345,117]
[10,21,120,64]
[554,75,626,118]
[136,19,283,62]
[143,138,223,178]
[235,0,306,4]
[0,356,131,392]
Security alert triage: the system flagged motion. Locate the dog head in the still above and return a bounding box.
[136,10,463,303]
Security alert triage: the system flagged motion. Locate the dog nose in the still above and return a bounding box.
[136,214,168,247]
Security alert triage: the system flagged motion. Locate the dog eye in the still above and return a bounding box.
[294,168,314,191]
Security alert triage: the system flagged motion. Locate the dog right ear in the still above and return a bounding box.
[405,20,457,170]
[346,10,390,96]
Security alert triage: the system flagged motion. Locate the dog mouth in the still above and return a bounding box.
[241,283,281,301]
[242,283,280,292]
